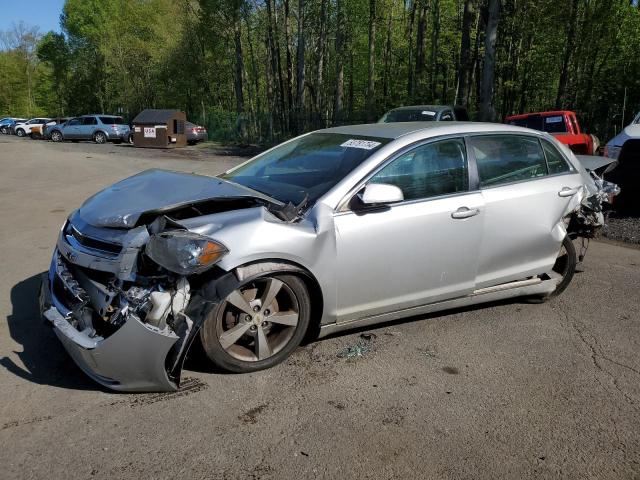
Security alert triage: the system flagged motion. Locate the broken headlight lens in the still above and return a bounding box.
[145,231,228,275]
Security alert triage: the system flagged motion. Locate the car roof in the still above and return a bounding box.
[318,121,537,140]
[506,110,575,120]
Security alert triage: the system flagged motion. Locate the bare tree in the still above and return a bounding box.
[478,0,500,122]
[456,0,475,107]
[366,0,376,122]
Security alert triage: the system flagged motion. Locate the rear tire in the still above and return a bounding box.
[0,126,7,134]
[529,236,577,303]
[16,128,25,137]
[200,274,311,373]
[94,131,107,144]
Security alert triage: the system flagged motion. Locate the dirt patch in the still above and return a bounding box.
[239,403,268,424]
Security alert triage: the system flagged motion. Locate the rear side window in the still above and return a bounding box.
[82,117,97,125]
[472,135,548,188]
[543,115,567,133]
[99,117,124,124]
[370,138,468,201]
[542,140,572,174]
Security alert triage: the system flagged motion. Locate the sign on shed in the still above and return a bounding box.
[131,109,187,148]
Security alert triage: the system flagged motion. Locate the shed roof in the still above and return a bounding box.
[133,109,183,124]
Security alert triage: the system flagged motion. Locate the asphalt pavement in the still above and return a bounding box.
[0,134,639,479]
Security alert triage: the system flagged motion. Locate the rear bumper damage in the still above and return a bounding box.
[40,253,181,391]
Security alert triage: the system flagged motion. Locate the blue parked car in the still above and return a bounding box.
[0,117,27,135]
[49,114,130,144]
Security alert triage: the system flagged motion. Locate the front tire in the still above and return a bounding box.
[16,128,25,137]
[50,131,63,142]
[200,274,311,373]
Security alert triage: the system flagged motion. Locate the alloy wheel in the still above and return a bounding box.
[215,277,300,362]
[51,131,62,142]
[94,132,106,144]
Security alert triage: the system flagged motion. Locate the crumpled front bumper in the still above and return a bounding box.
[40,252,180,392]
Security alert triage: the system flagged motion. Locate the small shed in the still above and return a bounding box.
[132,109,187,148]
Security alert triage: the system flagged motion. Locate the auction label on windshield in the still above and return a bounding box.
[341,139,381,150]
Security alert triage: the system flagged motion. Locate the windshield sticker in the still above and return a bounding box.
[341,139,381,150]
[545,116,563,123]
[421,111,436,116]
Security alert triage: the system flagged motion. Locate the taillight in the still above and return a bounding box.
[192,128,197,133]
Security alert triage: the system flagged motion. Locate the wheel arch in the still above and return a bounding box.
[232,259,324,341]
[193,258,324,341]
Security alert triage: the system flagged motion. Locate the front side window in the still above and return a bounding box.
[370,138,468,201]
[67,118,81,126]
[472,135,548,188]
[222,133,391,205]
[541,140,572,174]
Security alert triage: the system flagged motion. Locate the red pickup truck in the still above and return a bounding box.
[505,110,598,155]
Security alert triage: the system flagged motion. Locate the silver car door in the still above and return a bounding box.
[470,134,583,289]
[334,137,484,323]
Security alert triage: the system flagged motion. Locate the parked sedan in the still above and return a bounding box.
[40,122,618,392]
[49,115,130,144]
[186,121,207,145]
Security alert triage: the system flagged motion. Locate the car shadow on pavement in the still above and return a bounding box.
[1,273,98,390]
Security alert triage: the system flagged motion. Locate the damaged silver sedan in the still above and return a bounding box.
[40,122,619,391]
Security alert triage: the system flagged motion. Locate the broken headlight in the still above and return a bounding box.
[145,231,228,275]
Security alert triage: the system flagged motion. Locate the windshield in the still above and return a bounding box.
[380,109,437,123]
[221,132,391,204]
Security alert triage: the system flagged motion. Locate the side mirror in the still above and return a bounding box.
[360,183,404,205]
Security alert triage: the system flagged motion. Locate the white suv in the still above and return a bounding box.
[14,118,51,137]
[605,111,640,160]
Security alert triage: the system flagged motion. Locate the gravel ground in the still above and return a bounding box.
[602,217,640,245]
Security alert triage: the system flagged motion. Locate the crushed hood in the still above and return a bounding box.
[78,169,274,228]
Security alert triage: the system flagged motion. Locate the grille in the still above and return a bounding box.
[68,225,122,254]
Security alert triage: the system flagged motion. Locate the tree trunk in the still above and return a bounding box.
[233,20,246,140]
[316,0,328,124]
[333,0,345,123]
[295,0,305,133]
[406,0,417,99]
[456,0,474,107]
[366,0,376,122]
[284,0,294,130]
[555,0,579,109]
[478,0,500,122]
[415,0,427,96]
[382,9,393,107]
[430,0,440,101]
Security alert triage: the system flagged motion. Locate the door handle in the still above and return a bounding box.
[558,187,578,197]
[451,207,480,219]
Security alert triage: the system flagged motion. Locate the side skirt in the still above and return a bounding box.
[318,277,556,339]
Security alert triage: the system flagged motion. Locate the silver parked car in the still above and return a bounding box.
[49,114,130,144]
[40,122,618,392]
